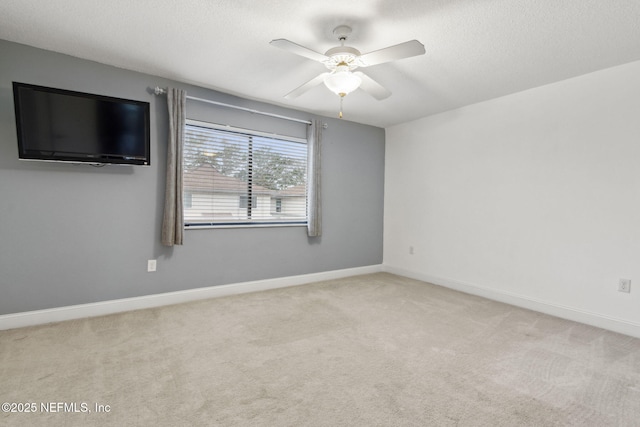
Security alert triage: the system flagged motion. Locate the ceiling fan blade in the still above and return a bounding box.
[354,72,391,100]
[358,40,425,67]
[270,39,329,63]
[284,72,331,99]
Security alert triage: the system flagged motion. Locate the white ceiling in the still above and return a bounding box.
[1,0,640,128]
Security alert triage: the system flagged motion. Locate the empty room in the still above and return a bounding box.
[1,1,639,426]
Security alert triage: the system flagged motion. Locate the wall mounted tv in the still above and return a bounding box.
[13,82,150,166]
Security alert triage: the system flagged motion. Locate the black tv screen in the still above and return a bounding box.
[13,82,150,165]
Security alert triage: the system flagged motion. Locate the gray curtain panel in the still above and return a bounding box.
[307,120,322,237]
[161,88,187,246]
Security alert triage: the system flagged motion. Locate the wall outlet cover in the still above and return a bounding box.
[618,278,631,293]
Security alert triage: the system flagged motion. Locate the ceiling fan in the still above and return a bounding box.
[270,25,426,118]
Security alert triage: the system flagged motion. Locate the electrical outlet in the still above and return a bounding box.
[618,278,631,293]
[147,259,157,272]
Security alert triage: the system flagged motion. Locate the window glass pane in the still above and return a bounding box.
[183,122,307,226]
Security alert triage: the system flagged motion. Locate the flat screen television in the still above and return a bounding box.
[13,82,150,165]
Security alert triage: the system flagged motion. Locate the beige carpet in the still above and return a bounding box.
[1,273,639,426]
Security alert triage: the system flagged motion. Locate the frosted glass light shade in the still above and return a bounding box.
[324,66,362,96]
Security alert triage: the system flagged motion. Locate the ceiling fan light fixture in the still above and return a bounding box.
[323,64,362,97]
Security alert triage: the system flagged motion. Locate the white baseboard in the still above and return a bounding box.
[0,264,383,331]
[383,265,640,339]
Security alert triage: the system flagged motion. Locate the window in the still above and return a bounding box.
[183,120,308,227]
[239,195,257,209]
[184,191,193,209]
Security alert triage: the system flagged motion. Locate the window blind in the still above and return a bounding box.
[183,120,308,227]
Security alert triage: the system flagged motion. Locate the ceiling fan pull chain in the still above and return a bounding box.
[339,95,344,119]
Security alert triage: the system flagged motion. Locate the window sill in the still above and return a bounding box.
[184,222,307,230]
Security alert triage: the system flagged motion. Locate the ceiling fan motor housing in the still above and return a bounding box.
[323,46,362,70]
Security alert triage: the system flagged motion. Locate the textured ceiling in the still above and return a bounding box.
[1,0,640,128]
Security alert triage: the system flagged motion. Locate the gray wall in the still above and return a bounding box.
[0,40,385,315]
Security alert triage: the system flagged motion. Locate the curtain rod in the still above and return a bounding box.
[153,87,312,126]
